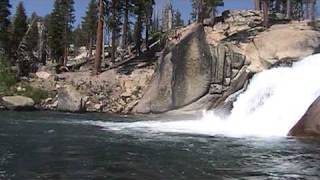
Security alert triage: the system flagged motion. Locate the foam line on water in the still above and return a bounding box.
[86,54,320,137]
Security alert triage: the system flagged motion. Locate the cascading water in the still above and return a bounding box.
[87,54,320,137]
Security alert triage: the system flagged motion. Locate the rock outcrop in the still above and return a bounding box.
[245,23,320,72]
[1,96,35,110]
[134,24,250,113]
[289,97,320,137]
[57,85,86,112]
[134,10,320,114]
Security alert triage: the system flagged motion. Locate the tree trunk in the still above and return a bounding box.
[135,15,142,55]
[111,0,118,63]
[286,0,291,19]
[275,0,281,12]
[145,19,150,51]
[255,0,261,10]
[63,45,68,67]
[310,0,316,22]
[197,0,204,23]
[263,0,269,27]
[121,0,129,49]
[305,0,310,19]
[111,29,116,63]
[95,0,104,75]
[88,35,93,58]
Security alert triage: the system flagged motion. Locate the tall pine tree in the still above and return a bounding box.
[109,0,121,63]
[0,0,11,57]
[173,9,184,27]
[48,0,75,66]
[82,0,98,57]
[133,0,144,55]
[12,2,28,58]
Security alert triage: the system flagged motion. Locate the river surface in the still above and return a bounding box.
[1,111,320,180]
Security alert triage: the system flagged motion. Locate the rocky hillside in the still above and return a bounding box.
[1,10,320,114]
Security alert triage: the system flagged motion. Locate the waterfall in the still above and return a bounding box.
[87,54,320,137]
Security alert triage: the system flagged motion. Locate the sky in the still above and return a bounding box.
[10,0,254,25]
[9,0,319,26]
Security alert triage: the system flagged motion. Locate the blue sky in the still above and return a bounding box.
[9,0,318,26]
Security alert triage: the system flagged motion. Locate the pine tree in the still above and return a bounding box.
[27,12,39,52]
[109,0,121,63]
[133,0,144,55]
[73,25,87,51]
[12,2,28,57]
[144,0,154,50]
[61,0,75,66]
[0,0,11,57]
[82,0,98,57]
[48,0,75,66]
[121,0,132,49]
[173,9,184,27]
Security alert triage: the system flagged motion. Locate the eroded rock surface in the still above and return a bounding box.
[57,85,86,112]
[289,97,320,137]
[134,25,250,113]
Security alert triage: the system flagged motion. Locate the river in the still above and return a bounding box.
[0,111,320,179]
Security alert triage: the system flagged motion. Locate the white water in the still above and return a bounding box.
[88,54,320,137]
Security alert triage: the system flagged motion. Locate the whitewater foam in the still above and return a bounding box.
[87,54,320,137]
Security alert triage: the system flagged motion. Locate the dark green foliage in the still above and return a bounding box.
[174,9,184,27]
[48,0,75,65]
[15,85,50,104]
[82,0,97,53]
[0,0,11,56]
[12,2,28,56]
[132,0,144,54]
[27,12,40,52]
[73,25,87,51]
[0,56,16,93]
[131,0,154,54]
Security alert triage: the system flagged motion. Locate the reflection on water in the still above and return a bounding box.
[0,111,320,179]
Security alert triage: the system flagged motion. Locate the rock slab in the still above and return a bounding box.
[1,96,35,110]
[289,97,320,137]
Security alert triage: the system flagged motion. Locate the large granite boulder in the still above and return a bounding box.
[1,96,35,110]
[134,24,249,113]
[245,23,320,72]
[57,85,86,112]
[288,97,320,137]
[134,25,212,113]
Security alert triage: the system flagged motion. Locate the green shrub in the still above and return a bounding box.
[0,56,16,94]
[15,85,50,104]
